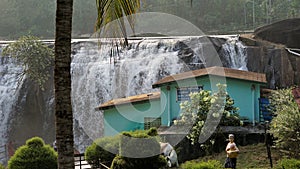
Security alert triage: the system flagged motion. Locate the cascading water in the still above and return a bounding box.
[0,35,249,156]
[220,36,248,71]
[0,47,23,163]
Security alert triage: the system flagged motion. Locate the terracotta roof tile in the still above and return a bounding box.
[97,92,160,110]
[152,66,267,88]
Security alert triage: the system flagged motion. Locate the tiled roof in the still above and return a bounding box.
[152,66,267,88]
[97,92,160,110]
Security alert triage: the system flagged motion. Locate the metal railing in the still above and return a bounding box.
[74,153,110,169]
[74,153,91,169]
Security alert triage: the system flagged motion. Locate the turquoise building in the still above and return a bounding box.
[97,67,267,136]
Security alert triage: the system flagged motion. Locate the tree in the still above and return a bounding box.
[2,35,54,91]
[174,84,241,145]
[54,0,74,168]
[269,88,300,158]
[54,0,140,168]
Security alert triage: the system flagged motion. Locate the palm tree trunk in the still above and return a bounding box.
[54,0,74,168]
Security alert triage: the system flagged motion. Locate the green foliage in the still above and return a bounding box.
[275,158,300,169]
[181,160,223,169]
[0,164,5,169]
[1,0,299,39]
[174,84,241,145]
[111,155,167,169]
[120,128,161,158]
[85,135,120,168]
[85,128,164,168]
[2,35,54,90]
[8,137,57,169]
[269,88,300,158]
[110,128,166,169]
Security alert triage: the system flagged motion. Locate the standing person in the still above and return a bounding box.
[224,134,239,169]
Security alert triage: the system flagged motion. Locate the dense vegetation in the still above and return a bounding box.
[85,128,166,169]
[8,137,57,169]
[268,88,300,158]
[0,0,299,39]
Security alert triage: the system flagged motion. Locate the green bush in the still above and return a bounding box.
[120,129,161,158]
[8,137,57,169]
[269,88,300,158]
[0,164,5,169]
[85,135,120,168]
[111,128,166,169]
[181,160,223,169]
[276,158,300,169]
[111,155,166,169]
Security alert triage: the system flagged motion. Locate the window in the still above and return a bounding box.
[144,117,161,130]
[176,86,203,101]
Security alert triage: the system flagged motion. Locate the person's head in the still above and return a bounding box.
[228,134,234,142]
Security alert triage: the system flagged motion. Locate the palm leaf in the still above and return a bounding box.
[95,0,140,44]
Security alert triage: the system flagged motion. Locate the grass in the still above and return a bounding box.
[180,143,284,169]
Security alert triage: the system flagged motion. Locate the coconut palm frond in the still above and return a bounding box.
[95,0,140,43]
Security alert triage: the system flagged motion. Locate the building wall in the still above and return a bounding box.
[103,99,161,136]
[160,75,263,126]
[103,76,265,136]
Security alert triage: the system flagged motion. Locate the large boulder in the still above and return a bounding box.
[254,18,300,48]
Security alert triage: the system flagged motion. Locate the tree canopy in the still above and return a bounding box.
[269,88,300,158]
[0,0,299,39]
[2,35,54,90]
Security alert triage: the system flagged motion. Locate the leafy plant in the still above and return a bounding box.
[111,128,166,169]
[85,135,120,168]
[181,160,223,169]
[269,88,300,158]
[2,35,54,90]
[0,164,5,169]
[85,128,165,169]
[174,84,241,145]
[8,137,57,169]
[275,158,300,169]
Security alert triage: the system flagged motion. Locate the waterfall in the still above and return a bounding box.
[220,36,248,71]
[0,49,23,164]
[0,35,249,154]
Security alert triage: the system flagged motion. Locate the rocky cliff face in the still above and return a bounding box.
[248,18,300,88]
[240,33,300,89]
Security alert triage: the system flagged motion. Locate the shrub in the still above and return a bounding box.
[269,88,300,158]
[85,135,120,168]
[111,128,166,169]
[111,155,166,169]
[120,129,161,158]
[276,158,300,169]
[181,160,223,169]
[0,164,5,169]
[8,137,57,169]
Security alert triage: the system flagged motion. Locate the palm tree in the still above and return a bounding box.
[54,0,74,168]
[54,0,140,168]
[95,0,140,45]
